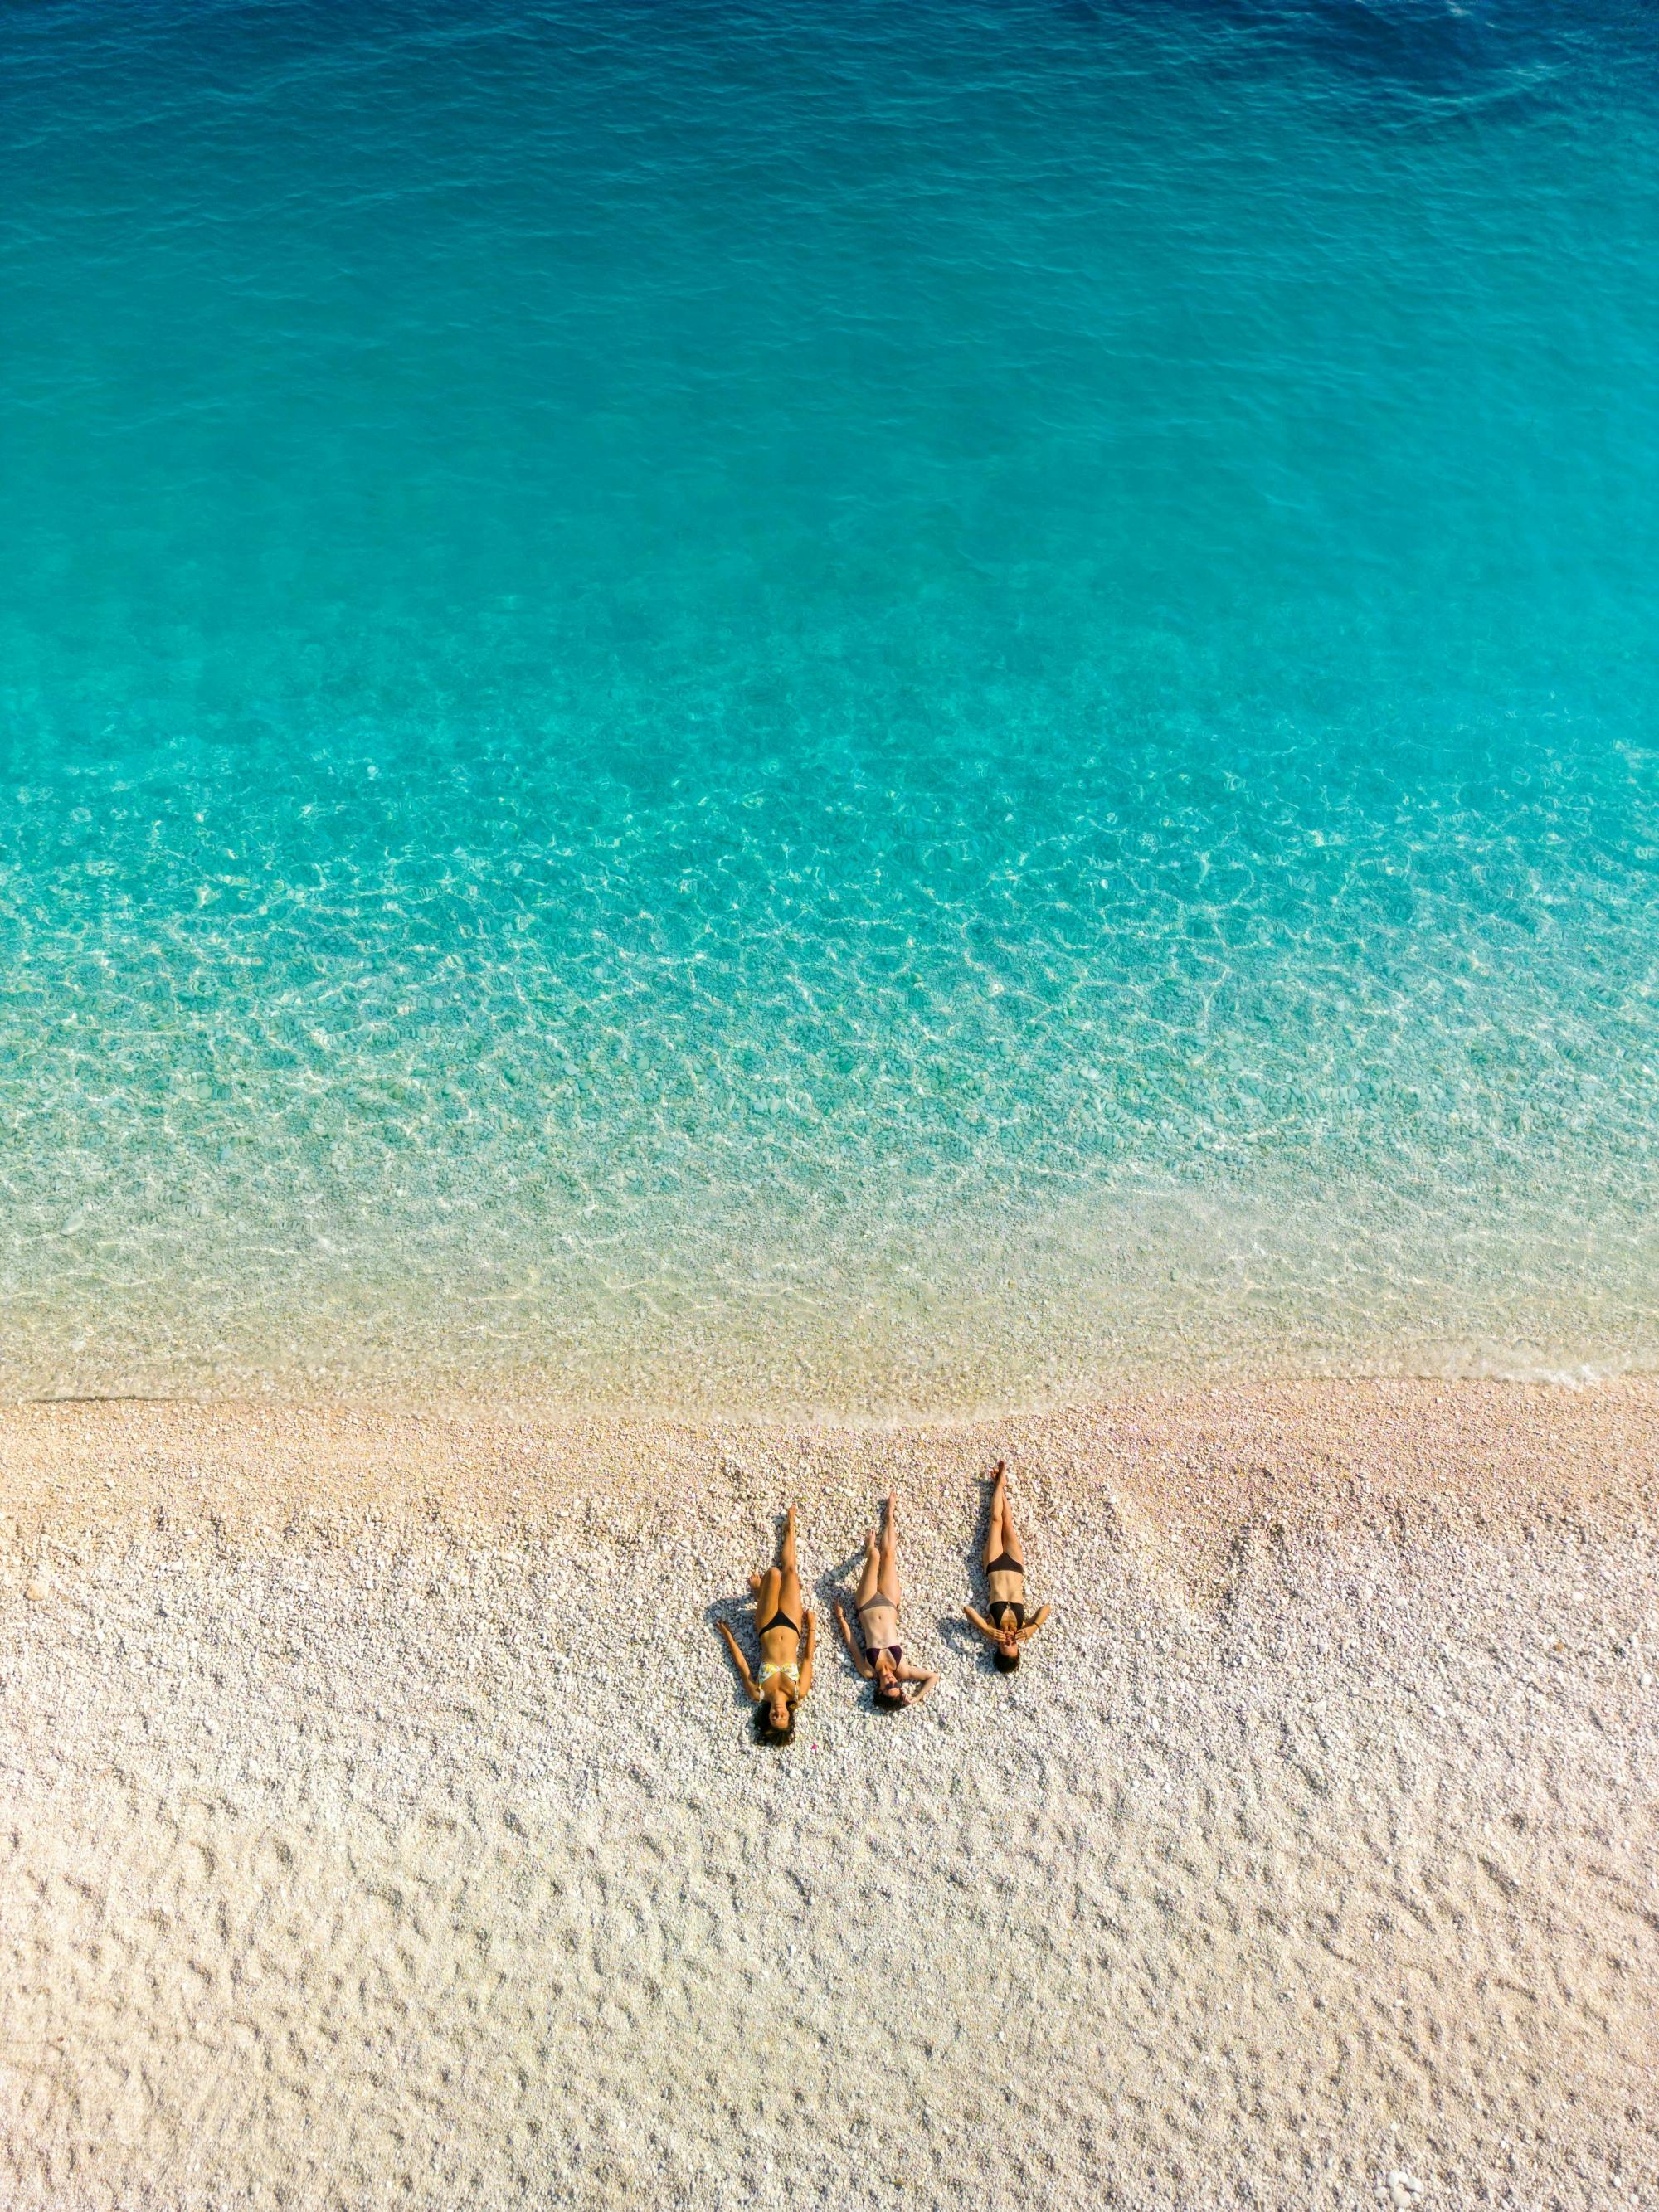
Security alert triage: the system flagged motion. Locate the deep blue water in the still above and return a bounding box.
[2,1,1657,1407]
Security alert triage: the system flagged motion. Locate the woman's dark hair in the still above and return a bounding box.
[873,1681,909,1711]
[994,1646,1020,1674]
[753,1704,795,1747]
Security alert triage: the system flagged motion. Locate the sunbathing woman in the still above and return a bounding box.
[718,1507,815,1743]
[965,1461,1050,1671]
[833,1495,938,1710]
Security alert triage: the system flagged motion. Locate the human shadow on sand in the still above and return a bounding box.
[703,1592,763,1715]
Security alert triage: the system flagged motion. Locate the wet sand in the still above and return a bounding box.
[2,1381,1657,2210]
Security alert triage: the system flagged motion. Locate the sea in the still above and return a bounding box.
[2,0,1656,1411]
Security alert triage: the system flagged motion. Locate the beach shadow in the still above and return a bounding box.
[703,1592,761,1712]
[966,1463,1000,1573]
[949,1465,1000,1670]
[936,1612,988,1665]
[813,1544,876,1687]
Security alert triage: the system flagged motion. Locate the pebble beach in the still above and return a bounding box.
[3,1380,1656,2210]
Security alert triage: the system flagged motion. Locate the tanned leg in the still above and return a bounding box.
[878,1495,902,1607]
[996,1468,1025,1573]
[776,1506,800,1623]
[985,1461,1009,1572]
[756,1564,783,1624]
[856,1529,882,1611]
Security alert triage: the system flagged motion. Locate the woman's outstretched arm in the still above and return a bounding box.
[833,1602,874,1678]
[717,1620,761,1700]
[796,1610,817,1697]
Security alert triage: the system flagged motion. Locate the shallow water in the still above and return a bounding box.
[2,1,1657,1408]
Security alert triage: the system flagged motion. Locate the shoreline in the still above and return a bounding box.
[4,1374,1656,1546]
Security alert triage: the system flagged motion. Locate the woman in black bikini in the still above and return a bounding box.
[717,1507,815,1743]
[965,1461,1050,1671]
[834,1495,938,1710]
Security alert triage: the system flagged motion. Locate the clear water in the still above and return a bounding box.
[3,0,1657,1410]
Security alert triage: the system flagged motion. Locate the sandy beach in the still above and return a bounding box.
[2,1379,1656,2210]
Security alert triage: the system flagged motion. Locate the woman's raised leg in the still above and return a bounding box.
[877,1495,902,1606]
[755,1563,783,1623]
[995,1466,1025,1572]
[985,1461,1024,1571]
[984,1462,1008,1571]
[776,1506,800,1622]
[856,1527,882,1612]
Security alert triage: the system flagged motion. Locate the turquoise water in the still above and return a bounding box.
[2,2,1657,1409]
